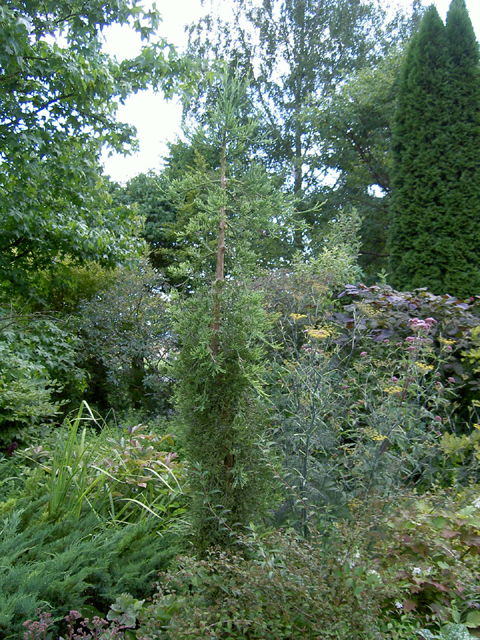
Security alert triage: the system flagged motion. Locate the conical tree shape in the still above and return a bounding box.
[389,6,450,294]
[389,1,480,297]
[442,0,480,296]
[170,72,295,551]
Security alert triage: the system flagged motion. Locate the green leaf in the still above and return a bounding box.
[465,611,480,628]
[439,624,472,640]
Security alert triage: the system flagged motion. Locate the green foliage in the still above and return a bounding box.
[269,334,349,532]
[257,221,364,531]
[268,308,451,527]
[114,172,178,275]
[259,259,480,535]
[389,0,480,297]
[138,530,386,639]
[0,510,179,639]
[308,50,406,276]
[378,491,480,630]
[107,593,145,628]
[165,71,298,287]
[169,71,296,551]
[75,261,174,414]
[172,284,273,550]
[167,160,297,284]
[0,139,146,298]
[441,0,480,297]
[20,402,187,524]
[419,625,473,640]
[187,0,419,255]
[0,405,186,639]
[331,282,480,428]
[0,309,85,444]
[0,0,193,297]
[34,260,120,314]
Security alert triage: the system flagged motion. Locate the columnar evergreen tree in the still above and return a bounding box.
[171,72,296,551]
[389,1,480,297]
[443,0,480,296]
[389,6,449,292]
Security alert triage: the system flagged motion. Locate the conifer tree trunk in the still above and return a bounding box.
[211,128,227,355]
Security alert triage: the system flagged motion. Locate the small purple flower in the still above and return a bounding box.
[360,351,368,357]
[447,377,456,383]
[435,416,442,422]
[392,376,399,382]
[405,336,416,343]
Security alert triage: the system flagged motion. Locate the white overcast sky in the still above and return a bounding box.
[101,0,480,184]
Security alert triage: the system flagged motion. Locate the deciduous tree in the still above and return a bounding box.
[0,0,191,297]
[187,0,416,250]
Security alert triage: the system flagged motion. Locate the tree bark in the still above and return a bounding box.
[211,128,227,355]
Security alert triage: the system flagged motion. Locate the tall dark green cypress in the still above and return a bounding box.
[442,0,480,296]
[389,1,480,297]
[389,6,450,294]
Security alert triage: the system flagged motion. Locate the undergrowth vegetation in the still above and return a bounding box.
[3,0,480,639]
[2,258,480,639]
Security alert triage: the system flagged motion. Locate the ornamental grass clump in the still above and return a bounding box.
[21,401,187,524]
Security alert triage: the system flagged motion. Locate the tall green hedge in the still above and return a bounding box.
[389,0,480,298]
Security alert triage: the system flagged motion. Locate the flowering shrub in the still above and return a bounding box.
[331,282,480,424]
[263,272,480,531]
[264,280,472,536]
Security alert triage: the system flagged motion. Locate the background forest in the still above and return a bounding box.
[1,0,480,638]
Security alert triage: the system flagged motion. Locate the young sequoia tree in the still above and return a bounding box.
[389,0,480,297]
[170,71,297,551]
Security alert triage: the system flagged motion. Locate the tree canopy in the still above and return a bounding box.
[0,0,191,298]
[186,0,411,252]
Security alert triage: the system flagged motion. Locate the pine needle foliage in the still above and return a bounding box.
[389,1,480,297]
[389,6,450,293]
[170,71,285,551]
[443,0,480,296]
[172,284,273,552]
[166,71,297,287]
[0,508,179,639]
